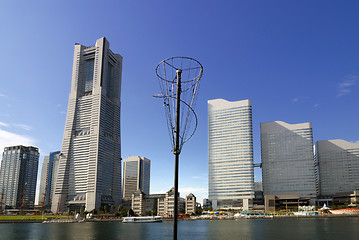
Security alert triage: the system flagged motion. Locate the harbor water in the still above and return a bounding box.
[1,217,359,240]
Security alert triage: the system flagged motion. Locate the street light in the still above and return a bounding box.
[155,57,203,240]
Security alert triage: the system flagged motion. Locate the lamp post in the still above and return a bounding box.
[155,57,203,240]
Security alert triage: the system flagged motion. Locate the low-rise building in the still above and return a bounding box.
[131,191,165,216]
[253,182,264,209]
[161,187,177,217]
[157,187,183,217]
[157,196,165,216]
[185,193,196,215]
[131,187,185,217]
[145,194,164,214]
[333,190,359,207]
[264,194,312,212]
[131,190,146,216]
[202,198,212,211]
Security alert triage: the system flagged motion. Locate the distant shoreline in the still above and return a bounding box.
[0,214,358,224]
[188,214,359,220]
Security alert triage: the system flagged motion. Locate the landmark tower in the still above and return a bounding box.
[52,38,122,212]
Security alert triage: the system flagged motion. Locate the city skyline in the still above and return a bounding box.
[0,1,358,202]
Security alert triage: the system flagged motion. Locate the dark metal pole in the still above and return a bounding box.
[173,69,182,240]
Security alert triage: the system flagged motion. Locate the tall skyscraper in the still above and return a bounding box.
[208,99,255,210]
[317,139,359,197]
[52,37,122,212]
[0,146,39,209]
[261,121,316,198]
[122,156,151,199]
[38,151,60,208]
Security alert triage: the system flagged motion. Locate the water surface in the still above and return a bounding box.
[1,217,358,240]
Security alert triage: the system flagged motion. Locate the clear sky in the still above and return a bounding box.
[0,0,358,202]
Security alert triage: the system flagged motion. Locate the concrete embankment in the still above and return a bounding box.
[0,220,42,224]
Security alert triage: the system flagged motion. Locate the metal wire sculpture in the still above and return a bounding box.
[155,56,203,152]
[154,56,203,240]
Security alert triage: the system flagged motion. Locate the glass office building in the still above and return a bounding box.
[208,99,255,210]
[0,145,39,209]
[261,121,316,198]
[122,156,151,199]
[38,151,60,208]
[317,139,359,197]
[52,38,123,212]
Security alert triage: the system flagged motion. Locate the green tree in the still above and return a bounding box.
[128,208,135,216]
[80,205,85,214]
[118,204,124,212]
[111,205,116,213]
[145,208,157,216]
[117,204,128,217]
[104,205,109,214]
[195,207,203,215]
[97,206,104,214]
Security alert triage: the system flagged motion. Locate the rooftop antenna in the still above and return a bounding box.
[154,56,203,240]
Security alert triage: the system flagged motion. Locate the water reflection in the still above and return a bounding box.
[1,218,359,240]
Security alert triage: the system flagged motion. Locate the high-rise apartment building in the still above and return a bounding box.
[52,37,123,212]
[317,139,359,197]
[38,151,60,208]
[261,121,316,198]
[0,146,39,209]
[208,99,255,210]
[123,156,150,199]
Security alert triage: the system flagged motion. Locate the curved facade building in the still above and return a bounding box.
[317,139,359,197]
[261,121,316,198]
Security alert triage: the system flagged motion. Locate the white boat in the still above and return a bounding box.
[122,216,163,223]
[42,219,85,223]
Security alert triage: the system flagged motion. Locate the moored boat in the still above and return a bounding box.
[122,216,163,223]
[42,219,85,223]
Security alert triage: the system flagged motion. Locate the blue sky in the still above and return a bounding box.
[0,1,358,202]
